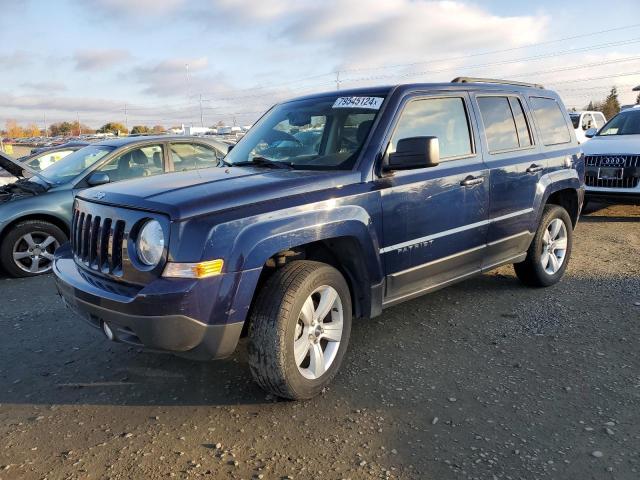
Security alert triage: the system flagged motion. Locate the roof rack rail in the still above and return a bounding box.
[451,77,545,89]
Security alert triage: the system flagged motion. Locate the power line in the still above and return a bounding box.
[338,22,640,75]
[338,38,640,85]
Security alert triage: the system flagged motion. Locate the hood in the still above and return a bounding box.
[0,150,30,178]
[77,167,361,220]
[0,150,46,178]
[582,134,640,155]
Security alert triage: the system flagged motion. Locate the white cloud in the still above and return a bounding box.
[0,93,122,112]
[21,81,68,93]
[82,0,186,16]
[74,49,131,71]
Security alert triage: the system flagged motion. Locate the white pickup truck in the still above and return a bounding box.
[569,110,607,143]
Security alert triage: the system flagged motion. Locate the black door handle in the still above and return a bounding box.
[460,176,484,187]
[526,164,544,173]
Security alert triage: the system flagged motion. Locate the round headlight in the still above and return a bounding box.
[137,220,164,266]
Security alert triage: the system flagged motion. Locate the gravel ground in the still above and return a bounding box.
[0,202,638,480]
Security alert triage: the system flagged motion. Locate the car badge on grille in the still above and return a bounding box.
[93,191,106,200]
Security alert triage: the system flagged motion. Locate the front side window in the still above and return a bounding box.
[477,96,520,152]
[170,143,221,172]
[529,97,571,145]
[598,110,640,136]
[390,97,472,159]
[39,145,115,184]
[96,144,163,182]
[224,93,386,170]
[594,113,606,127]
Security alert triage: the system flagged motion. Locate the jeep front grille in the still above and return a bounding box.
[71,209,126,276]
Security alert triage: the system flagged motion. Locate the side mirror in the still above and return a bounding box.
[585,128,597,138]
[87,172,110,186]
[227,144,234,152]
[385,136,439,171]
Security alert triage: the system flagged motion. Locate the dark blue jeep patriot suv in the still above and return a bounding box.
[54,78,585,399]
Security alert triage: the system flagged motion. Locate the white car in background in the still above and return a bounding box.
[582,106,640,205]
[569,110,607,143]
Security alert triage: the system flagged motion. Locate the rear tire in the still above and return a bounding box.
[247,261,352,400]
[0,220,67,278]
[514,204,573,287]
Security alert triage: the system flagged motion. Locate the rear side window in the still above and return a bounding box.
[530,97,571,145]
[391,97,472,160]
[477,96,520,152]
[170,143,221,171]
[509,98,532,147]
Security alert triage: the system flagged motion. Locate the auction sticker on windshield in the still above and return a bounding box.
[333,97,384,110]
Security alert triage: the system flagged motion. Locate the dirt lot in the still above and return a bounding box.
[0,202,638,480]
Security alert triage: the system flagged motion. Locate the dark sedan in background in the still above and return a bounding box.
[0,136,229,277]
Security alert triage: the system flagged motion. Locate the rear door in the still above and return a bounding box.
[379,93,490,305]
[472,93,542,269]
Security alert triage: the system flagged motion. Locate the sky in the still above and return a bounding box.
[1,0,640,130]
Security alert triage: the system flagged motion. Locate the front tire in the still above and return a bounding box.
[248,261,352,400]
[514,204,573,287]
[0,220,67,278]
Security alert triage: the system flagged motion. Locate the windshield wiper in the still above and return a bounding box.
[234,157,293,169]
[218,158,232,167]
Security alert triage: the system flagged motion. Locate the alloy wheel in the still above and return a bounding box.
[293,285,344,380]
[12,232,59,274]
[540,218,567,275]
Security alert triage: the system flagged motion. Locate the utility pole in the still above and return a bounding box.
[336,71,341,90]
[124,103,128,132]
[199,94,204,127]
[77,112,81,136]
[43,112,47,137]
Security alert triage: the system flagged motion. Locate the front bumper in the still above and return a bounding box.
[53,244,258,360]
[585,187,640,204]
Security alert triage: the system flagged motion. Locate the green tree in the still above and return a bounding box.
[98,122,127,135]
[49,121,75,136]
[599,87,620,120]
[130,125,150,134]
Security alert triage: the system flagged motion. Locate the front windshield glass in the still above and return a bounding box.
[39,145,115,184]
[224,93,386,170]
[598,110,640,136]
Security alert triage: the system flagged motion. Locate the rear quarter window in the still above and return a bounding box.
[529,97,572,145]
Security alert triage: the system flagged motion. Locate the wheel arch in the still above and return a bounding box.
[222,207,384,332]
[546,188,580,227]
[534,169,583,229]
[0,213,70,245]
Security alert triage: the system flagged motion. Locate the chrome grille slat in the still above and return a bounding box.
[71,208,126,277]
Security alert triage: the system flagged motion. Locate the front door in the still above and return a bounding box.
[379,93,489,305]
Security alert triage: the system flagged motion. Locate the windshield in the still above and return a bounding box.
[569,113,580,129]
[224,93,386,169]
[39,145,115,184]
[598,110,640,136]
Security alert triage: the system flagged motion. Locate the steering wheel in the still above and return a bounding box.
[264,129,303,147]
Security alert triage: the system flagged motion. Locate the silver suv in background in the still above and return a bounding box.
[582,106,640,204]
